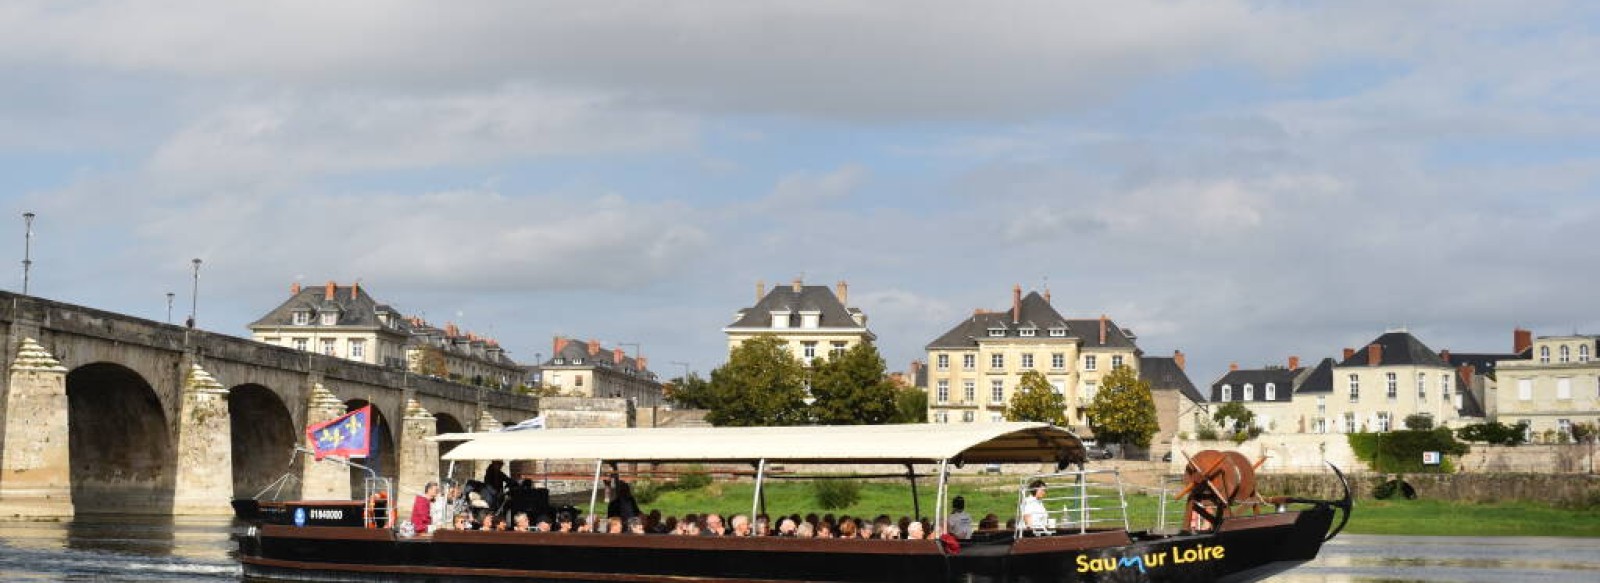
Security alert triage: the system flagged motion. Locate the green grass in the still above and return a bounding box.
[639,480,1600,538]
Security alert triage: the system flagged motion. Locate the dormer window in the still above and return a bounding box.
[320,312,338,326]
[987,327,1006,337]
[1019,327,1036,337]
[770,310,792,329]
[292,311,310,325]
[1048,327,1066,337]
[799,310,821,329]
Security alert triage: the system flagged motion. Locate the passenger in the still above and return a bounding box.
[804,513,819,529]
[482,461,513,508]
[753,515,770,537]
[702,513,726,536]
[906,521,926,540]
[411,482,438,534]
[897,516,911,535]
[858,521,873,539]
[946,496,974,538]
[555,511,575,533]
[730,514,752,537]
[816,521,834,538]
[1020,479,1049,531]
[511,512,531,532]
[837,519,857,538]
[795,522,814,538]
[627,517,646,534]
[878,523,900,540]
[606,516,624,534]
[534,515,552,532]
[979,513,1000,531]
[606,479,642,522]
[480,514,502,531]
[660,516,678,535]
[451,512,471,531]
[680,518,701,536]
[776,517,797,537]
[646,509,663,533]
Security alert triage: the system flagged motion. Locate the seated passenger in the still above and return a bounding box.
[450,512,471,531]
[906,521,926,540]
[730,514,751,537]
[838,519,857,539]
[776,517,797,537]
[979,513,1000,531]
[816,521,835,538]
[627,517,646,534]
[511,512,531,532]
[702,513,726,536]
[946,496,974,538]
[606,516,624,534]
[753,515,770,537]
[795,522,814,538]
[878,523,900,540]
[555,511,574,533]
[680,518,701,536]
[534,515,552,532]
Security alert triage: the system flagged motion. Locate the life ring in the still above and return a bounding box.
[364,491,389,528]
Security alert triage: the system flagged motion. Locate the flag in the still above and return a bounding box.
[502,415,545,432]
[306,406,372,460]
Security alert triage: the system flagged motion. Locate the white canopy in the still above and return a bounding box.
[436,422,1085,465]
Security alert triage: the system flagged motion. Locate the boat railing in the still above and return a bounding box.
[1120,478,1187,535]
[364,476,394,529]
[1014,468,1130,537]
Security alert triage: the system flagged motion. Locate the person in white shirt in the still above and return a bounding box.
[1020,480,1049,532]
[946,496,974,538]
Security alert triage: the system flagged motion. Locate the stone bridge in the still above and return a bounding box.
[0,292,539,517]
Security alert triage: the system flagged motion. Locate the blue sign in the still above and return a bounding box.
[293,507,307,527]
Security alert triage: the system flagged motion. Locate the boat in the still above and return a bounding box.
[236,422,1351,582]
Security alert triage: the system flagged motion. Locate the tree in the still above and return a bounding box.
[1086,365,1161,451]
[891,387,929,424]
[705,335,808,426]
[1004,370,1067,425]
[1403,413,1435,430]
[664,373,714,409]
[1456,420,1530,446]
[1212,401,1256,434]
[808,342,898,425]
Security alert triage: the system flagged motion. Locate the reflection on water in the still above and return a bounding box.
[0,518,1596,582]
[1272,534,1600,583]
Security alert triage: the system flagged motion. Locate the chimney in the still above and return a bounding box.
[973,308,986,316]
[613,347,625,364]
[290,282,301,295]
[792,277,803,293]
[1044,288,1052,304]
[1439,349,1451,364]
[910,360,924,377]
[756,279,766,303]
[1288,355,1300,370]
[587,339,600,356]
[836,280,849,306]
[1173,350,1186,370]
[1011,284,1022,324]
[324,281,336,301]
[553,337,568,357]
[1099,314,1108,345]
[1458,363,1475,387]
[445,323,459,337]
[1513,328,1532,354]
[636,356,648,371]
[1343,347,1355,361]
[1367,343,1383,366]
[1229,362,1239,371]
[351,282,359,300]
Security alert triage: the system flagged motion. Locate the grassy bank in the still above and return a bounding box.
[636,480,1600,538]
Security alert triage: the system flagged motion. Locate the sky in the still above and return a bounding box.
[2,1,1598,389]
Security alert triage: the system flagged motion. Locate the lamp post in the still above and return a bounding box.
[21,212,34,295]
[669,361,690,382]
[188,258,201,328]
[166,292,175,324]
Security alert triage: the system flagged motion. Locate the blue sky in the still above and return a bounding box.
[2,1,1597,387]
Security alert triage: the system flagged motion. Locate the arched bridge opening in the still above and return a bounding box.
[435,413,466,483]
[229,384,300,501]
[66,362,174,514]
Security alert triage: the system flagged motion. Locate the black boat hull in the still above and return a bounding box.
[240,506,1334,582]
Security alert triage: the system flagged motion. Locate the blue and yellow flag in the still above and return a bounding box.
[305,406,371,460]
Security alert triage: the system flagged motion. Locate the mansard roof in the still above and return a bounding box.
[726,284,866,330]
[1211,367,1299,402]
[1337,331,1450,368]
[1140,355,1204,404]
[544,337,655,379]
[249,283,407,333]
[1291,358,1338,394]
[926,291,1137,350]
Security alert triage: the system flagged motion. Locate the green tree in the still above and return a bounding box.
[1086,365,1161,451]
[665,373,714,409]
[1003,370,1068,424]
[706,335,809,426]
[891,386,930,423]
[808,342,898,425]
[1212,401,1256,434]
[1403,413,1435,430]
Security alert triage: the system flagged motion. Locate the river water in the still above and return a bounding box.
[0,516,1596,581]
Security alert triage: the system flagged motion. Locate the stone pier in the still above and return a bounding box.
[0,338,72,517]
[299,383,351,501]
[397,397,439,526]
[171,363,234,515]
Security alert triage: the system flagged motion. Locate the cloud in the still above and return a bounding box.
[758,164,867,209]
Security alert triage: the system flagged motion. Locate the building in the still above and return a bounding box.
[540,337,664,407]
[924,285,1142,427]
[249,281,522,388]
[1282,331,1467,433]
[1143,351,1205,459]
[1494,329,1599,440]
[723,279,874,365]
[1210,357,1336,434]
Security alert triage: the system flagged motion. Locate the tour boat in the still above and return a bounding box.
[236,422,1351,582]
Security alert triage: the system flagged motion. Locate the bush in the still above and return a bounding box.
[811,479,862,510]
[1456,421,1529,446]
[633,480,665,505]
[1196,421,1219,441]
[1403,414,1434,430]
[677,465,712,491]
[1348,428,1468,473]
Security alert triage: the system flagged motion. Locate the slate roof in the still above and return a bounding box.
[1210,367,1300,403]
[1337,331,1450,368]
[1292,358,1338,394]
[726,285,866,331]
[543,337,656,379]
[926,291,1137,350]
[248,284,409,333]
[1454,373,1487,418]
[1140,356,1204,404]
[1445,352,1524,381]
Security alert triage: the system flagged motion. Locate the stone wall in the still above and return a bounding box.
[1169,435,1363,474]
[1458,444,1599,474]
[540,397,633,429]
[1258,472,1600,506]
[645,408,710,428]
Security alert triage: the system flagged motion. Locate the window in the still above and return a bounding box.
[1560,345,1571,363]
[1557,377,1572,400]
[1243,384,1254,401]
[1520,420,1534,442]
[574,376,584,387]
[1020,327,1036,337]
[1051,380,1065,395]
[350,340,365,360]
[962,411,975,423]
[1385,372,1397,400]
[962,354,976,371]
[1442,374,1452,402]
[321,338,336,356]
[991,413,1004,423]
[1111,355,1124,369]
[990,353,1005,369]
[988,328,1005,337]
[1540,346,1550,363]
[802,342,817,363]
[1020,353,1034,369]
[1051,353,1065,369]
[1517,378,1532,401]
[1316,395,1326,415]
[1265,383,1277,400]
[1049,327,1066,337]
[549,374,563,386]
[321,312,338,326]
[1313,417,1327,434]
[963,380,976,403]
[831,342,847,356]
[1376,412,1391,432]
[293,338,308,351]
[1344,412,1357,433]
[936,354,949,371]
[935,411,948,424]
[1083,381,1098,401]
[1581,345,1591,362]
[1348,374,1360,402]
[936,380,949,403]
[1084,355,1097,371]
[1417,373,1427,401]
[292,311,310,325]
[1558,419,1573,438]
[1221,384,1232,401]
[990,379,1004,402]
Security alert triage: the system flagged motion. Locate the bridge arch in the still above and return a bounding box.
[434,412,467,482]
[229,383,300,501]
[65,362,174,514]
[343,399,396,495]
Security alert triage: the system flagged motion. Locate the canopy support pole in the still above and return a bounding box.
[751,459,767,523]
[445,460,455,481]
[906,463,921,520]
[587,460,604,530]
[934,459,949,534]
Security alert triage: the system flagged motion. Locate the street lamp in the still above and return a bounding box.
[21,212,34,295]
[188,258,201,328]
[669,361,691,382]
[166,292,175,324]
